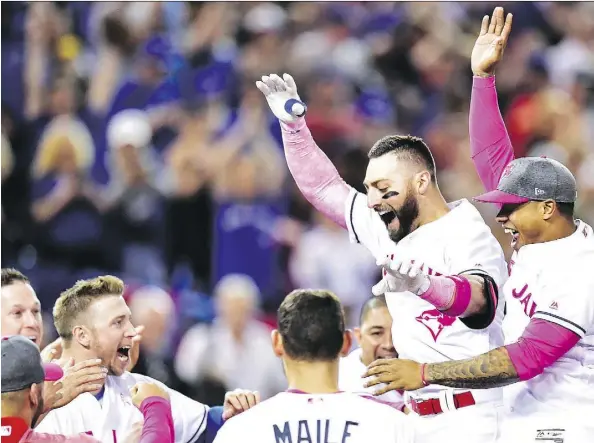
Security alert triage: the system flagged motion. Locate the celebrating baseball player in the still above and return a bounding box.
[338,295,405,411]
[362,7,594,442]
[33,275,260,443]
[213,289,414,443]
[257,32,509,443]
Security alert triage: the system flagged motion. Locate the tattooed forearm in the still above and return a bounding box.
[426,347,519,389]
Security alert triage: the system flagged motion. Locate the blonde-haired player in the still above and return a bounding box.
[35,275,260,443]
[213,289,414,443]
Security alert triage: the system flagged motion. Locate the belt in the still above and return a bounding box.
[410,391,476,416]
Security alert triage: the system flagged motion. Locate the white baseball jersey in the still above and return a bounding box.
[35,372,207,443]
[502,219,594,415]
[213,390,414,443]
[346,190,508,400]
[339,348,404,407]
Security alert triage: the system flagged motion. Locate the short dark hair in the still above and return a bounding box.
[368,135,437,183]
[1,268,30,287]
[359,295,388,325]
[278,289,345,362]
[556,202,574,219]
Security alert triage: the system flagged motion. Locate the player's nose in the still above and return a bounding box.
[367,191,382,209]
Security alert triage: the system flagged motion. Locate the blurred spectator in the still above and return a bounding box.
[285,211,379,328]
[128,285,185,392]
[174,274,285,403]
[104,109,168,285]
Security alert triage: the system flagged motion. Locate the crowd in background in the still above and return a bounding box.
[2,1,593,406]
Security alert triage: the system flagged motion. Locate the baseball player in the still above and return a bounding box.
[362,7,594,442]
[1,268,111,419]
[1,335,174,443]
[257,68,508,442]
[34,275,260,443]
[339,295,405,410]
[212,289,414,443]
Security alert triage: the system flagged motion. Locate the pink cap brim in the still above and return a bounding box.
[473,189,530,205]
[44,363,64,382]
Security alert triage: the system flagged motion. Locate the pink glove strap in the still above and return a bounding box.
[441,276,472,317]
[418,275,457,311]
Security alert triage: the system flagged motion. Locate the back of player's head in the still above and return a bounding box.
[53,275,124,341]
[359,295,388,325]
[368,135,436,183]
[1,268,30,287]
[278,289,345,362]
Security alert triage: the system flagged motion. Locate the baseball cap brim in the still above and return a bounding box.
[473,189,531,205]
[43,363,64,382]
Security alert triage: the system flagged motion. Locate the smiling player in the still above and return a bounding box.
[34,275,260,443]
[257,64,508,441]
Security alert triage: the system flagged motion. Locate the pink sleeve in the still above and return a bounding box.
[281,119,351,229]
[470,76,516,192]
[139,396,175,443]
[506,318,581,381]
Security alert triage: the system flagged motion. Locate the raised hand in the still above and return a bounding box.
[222,389,261,420]
[471,7,513,77]
[256,73,307,123]
[130,382,170,408]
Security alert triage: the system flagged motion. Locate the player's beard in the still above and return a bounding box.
[387,191,419,243]
[31,392,44,428]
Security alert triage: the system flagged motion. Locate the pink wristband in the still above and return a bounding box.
[420,364,428,386]
[441,276,472,317]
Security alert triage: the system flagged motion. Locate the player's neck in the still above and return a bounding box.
[1,401,28,424]
[540,218,577,244]
[61,345,98,367]
[284,360,340,394]
[417,191,450,228]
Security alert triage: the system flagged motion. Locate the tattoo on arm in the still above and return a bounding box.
[426,347,519,389]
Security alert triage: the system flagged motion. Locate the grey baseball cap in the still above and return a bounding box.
[474,157,577,205]
[1,335,63,393]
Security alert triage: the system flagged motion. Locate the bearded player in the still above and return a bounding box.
[362,7,594,443]
[257,50,508,443]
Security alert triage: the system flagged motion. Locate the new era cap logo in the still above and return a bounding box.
[535,188,546,196]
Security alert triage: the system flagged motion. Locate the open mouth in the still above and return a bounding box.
[378,209,397,227]
[117,346,131,362]
[504,227,520,248]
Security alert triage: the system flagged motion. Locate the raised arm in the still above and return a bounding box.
[469,7,516,192]
[257,74,351,229]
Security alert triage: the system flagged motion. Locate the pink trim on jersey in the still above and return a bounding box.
[358,393,406,412]
[281,119,351,229]
[469,76,516,202]
[506,318,581,381]
[139,396,175,443]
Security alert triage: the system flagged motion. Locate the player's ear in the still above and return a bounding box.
[415,171,431,195]
[29,383,41,408]
[271,329,284,357]
[352,327,362,345]
[73,325,91,348]
[340,330,353,357]
[541,200,555,221]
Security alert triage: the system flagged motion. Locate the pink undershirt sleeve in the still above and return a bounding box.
[506,318,581,381]
[139,396,175,443]
[470,76,516,193]
[281,119,351,229]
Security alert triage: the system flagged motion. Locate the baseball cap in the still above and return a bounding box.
[473,157,577,205]
[1,336,63,393]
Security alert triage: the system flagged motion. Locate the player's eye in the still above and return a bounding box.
[10,311,22,318]
[32,309,41,315]
[114,319,123,327]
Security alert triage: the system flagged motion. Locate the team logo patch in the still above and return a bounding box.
[535,428,565,442]
[1,426,11,436]
[415,309,456,342]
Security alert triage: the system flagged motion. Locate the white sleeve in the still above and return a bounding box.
[394,418,416,443]
[344,187,389,259]
[33,411,60,433]
[131,374,208,443]
[533,267,594,338]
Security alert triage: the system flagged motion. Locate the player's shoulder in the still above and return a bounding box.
[350,393,406,415]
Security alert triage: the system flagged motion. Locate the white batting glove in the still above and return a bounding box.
[372,257,430,296]
[256,73,307,124]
